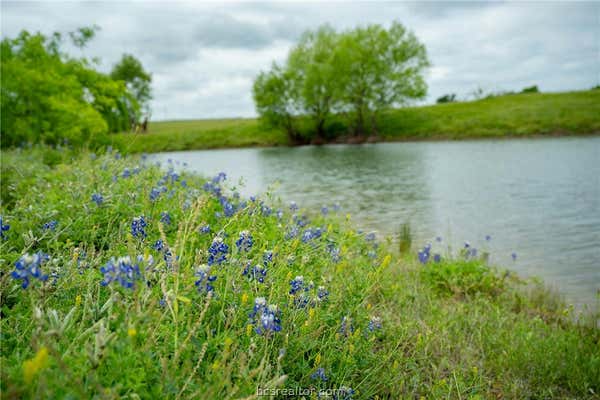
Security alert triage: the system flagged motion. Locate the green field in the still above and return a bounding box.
[110,90,600,153]
[1,147,598,398]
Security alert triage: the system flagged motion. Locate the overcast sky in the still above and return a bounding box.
[2,1,599,120]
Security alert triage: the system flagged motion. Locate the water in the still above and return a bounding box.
[149,137,600,308]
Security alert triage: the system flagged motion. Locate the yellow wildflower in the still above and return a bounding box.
[75,295,82,307]
[241,293,248,305]
[23,347,49,383]
[127,328,137,338]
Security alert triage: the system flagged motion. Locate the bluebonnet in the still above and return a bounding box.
[327,243,341,263]
[11,252,50,289]
[91,193,104,206]
[153,239,165,252]
[261,205,272,216]
[512,252,517,261]
[418,243,432,264]
[485,235,492,241]
[150,188,161,201]
[302,227,323,243]
[289,201,298,212]
[294,214,309,227]
[334,386,355,400]
[263,251,273,266]
[311,368,328,382]
[368,316,382,332]
[199,224,210,234]
[464,241,470,248]
[122,168,131,178]
[249,195,257,202]
[433,253,441,263]
[1,216,10,240]
[212,172,227,183]
[242,263,267,283]
[194,265,217,293]
[131,216,148,239]
[249,297,282,335]
[365,232,376,242]
[180,180,187,188]
[207,237,229,266]
[285,226,299,240]
[236,231,253,252]
[42,220,58,231]
[160,212,171,226]
[317,286,329,301]
[222,199,235,217]
[100,256,142,289]
[289,275,305,295]
[339,316,354,337]
[276,209,283,220]
[321,206,329,215]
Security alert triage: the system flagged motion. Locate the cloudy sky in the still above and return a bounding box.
[2,1,599,120]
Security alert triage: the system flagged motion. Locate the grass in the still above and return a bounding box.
[1,146,599,399]
[109,90,600,153]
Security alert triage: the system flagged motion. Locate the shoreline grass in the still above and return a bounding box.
[109,90,600,153]
[1,146,598,398]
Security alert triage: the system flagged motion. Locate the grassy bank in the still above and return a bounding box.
[110,90,600,153]
[1,147,598,398]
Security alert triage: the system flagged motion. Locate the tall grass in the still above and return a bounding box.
[1,146,598,399]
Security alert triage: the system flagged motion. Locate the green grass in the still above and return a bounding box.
[1,146,599,398]
[109,90,600,153]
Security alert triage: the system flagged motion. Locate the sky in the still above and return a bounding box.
[2,1,599,120]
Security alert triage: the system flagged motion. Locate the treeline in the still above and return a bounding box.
[252,22,429,144]
[1,27,151,148]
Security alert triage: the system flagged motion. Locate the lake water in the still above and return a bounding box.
[149,137,600,308]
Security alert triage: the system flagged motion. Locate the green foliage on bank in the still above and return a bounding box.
[0,147,598,398]
[0,28,151,148]
[108,90,600,153]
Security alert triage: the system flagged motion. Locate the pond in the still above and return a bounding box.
[149,136,600,309]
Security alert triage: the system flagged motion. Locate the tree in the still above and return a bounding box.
[252,63,303,143]
[437,93,457,104]
[252,22,429,141]
[110,54,152,124]
[335,22,429,136]
[1,28,143,148]
[287,25,342,140]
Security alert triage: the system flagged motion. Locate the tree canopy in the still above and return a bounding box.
[1,28,151,148]
[253,22,429,142]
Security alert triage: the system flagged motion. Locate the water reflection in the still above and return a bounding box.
[149,137,600,308]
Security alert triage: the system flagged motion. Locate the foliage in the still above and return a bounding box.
[0,28,149,148]
[1,147,598,398]
[108,90,600,153]
[521,85,540,94]
[436,93,457,103]
[110,54,153,120]
[253,21,429,141]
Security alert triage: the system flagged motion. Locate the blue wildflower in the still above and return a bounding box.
[321,206,329,215]
[485,235,492,241]
[11,252,50,289]
[150,188,161,201]
[365,232,376,242]
[263,251,273,266]
[433,253,441,263]
[160,212,171,226]
[249,297,282,335]
[285,226,299,240]
[100,256,142,289]
[42,220,58,231]
[194,265,217,293]
[207,237,229,266]
[339,316,354,337]
[236,230,253,252]
[368,316,382,332]
[1,216,10,240]
[91,193,104,206]
[153,239,165,252]
[512,252,517,261]
[199,224,210,234]
[311,367,328,382]
[212,172,227,183]
[289,275,305,295]
[243,263,267,283]
[289,201,298,211]
[131,216,148,239]
[334,386,355,400]
[317,286,329,301]
[122,168,131,178]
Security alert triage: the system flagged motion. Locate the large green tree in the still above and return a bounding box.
[0,28,148,148]
[110,54,152,122]
[252,21,429,141]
